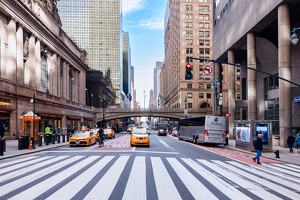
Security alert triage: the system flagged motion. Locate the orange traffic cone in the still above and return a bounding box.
[28,140,34,150]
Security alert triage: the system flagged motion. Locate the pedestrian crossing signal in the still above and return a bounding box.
[185,63,193,80]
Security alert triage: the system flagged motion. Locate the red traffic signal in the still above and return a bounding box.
[186,63,191,68]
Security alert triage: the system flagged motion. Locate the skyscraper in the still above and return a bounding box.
[57,0,123,104]
[154,62,163,108]
[123,32,131,96]
[149,89,154,109]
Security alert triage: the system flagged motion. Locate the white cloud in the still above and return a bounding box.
[122,0,144,15]
[138,16,164,30]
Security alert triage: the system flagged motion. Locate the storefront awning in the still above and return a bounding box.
[0,110,12,114]
[39,114,63,118]
[84,118,94,120]
[69,116,83,120]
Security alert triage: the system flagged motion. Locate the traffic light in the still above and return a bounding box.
[185,63,193,80]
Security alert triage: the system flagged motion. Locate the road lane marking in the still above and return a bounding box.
[151,157,181,200]
[122,156,146,200]
[0,156,37,168]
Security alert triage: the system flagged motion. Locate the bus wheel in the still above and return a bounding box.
[193,137,197,144]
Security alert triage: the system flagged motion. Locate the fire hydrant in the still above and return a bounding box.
[274,149,280,158]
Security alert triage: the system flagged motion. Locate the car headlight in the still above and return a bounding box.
[145,136,149,139]
[132,136,137,139]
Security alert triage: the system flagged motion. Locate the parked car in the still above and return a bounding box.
[69,131,97,147]
[104,129,115,139]
[130,127,150,147]
[158,129,167,136]
[172,127,178,137]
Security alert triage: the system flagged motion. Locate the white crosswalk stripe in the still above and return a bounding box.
[0,156,37,168]
[0,155,299,200]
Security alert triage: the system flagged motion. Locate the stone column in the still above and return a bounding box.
[7,18,17,81]
[278,4,291,147]
[52,53,58,96]
[247,32,257,120]
[214,62,221,115]
[62,61,67,98]
[35,37,41,90]
[74,70,79,101]
[28,34,36,88]
[66,63,70,100]
[228,50,235,138]
[16,23,24,83]
[77,71,81,103]
[57,56,61,96]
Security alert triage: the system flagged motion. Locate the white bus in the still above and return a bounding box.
[178,116,227,145]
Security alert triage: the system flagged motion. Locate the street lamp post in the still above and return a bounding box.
[184,97,187,118]
[85,88,88,105]
[290,28,300,45]
[211,77,220,116]
[143,90,146,110]
[102,95,106,129]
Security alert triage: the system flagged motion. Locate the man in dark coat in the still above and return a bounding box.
[287,134,295,153]
[253,134,263,164]
[0,123,5,139]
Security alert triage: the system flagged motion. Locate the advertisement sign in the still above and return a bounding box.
[255,123,269,145]
[236,127,251,142]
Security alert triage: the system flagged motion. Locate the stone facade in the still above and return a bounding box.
[0,0,93,139]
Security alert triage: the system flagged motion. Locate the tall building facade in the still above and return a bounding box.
[0,0,93,139]
[154,62,163,108]
[149,89,154,108]
[57,0,123,105]
[164,0,240,113]
[213,0,300,146]
[130,66,135,108]
[122,32,131,96]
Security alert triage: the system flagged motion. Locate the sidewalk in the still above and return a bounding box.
[0,137,69,160]
[1,138,300,165]
[226,139,300,165]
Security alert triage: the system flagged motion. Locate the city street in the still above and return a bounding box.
[0,131,300,200]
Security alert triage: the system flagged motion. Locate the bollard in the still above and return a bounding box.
[2,139,5,152]
[52,135,55,144]
[18,137,23,150]
[39,136,43,146]
[62,134,65,143]
[57,135,60,143]
[45,135,49,145]
[274,149,280,158]
[67,134,70,142]
[0,139,3,156]
[55,134,57,141]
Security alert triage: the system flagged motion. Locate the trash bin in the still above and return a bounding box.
[18,137,23,150]
[21,135,30,149]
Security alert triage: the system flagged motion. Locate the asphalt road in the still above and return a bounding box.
[1,131,300,200]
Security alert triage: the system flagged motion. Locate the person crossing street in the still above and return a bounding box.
[253,133,263,164]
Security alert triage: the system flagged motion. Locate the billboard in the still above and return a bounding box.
[236,122,251,143]
[255,123,269,145]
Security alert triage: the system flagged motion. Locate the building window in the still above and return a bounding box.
[199,57,204,62]
[188,83,192,89]
[186,22,189,28]
[188,103,193,108]
[190,22,193,28]
[207,93,211,98]
[205,6,209,11]
[199,0,203,3]
[199,48,204,54]
[199,93,204,98]
[205,23,209,29]
[199,84,204,89]
[186,30,193,36]
[41,55,48,93]
[205,48,210,54]
[237,67,240,72]
[199,23,204,29]
[199,31,204,37]
[237,75,240,81]
[186,39,193,45]
[199,6,203,11]
[237,94,240,100]
[205,31,210,37]
[205,40,210,46]
[204,14,209,20]
[186,13,193,19]
[188,93,192,98]
[199,40,204,45]
[205,0,209,3]
[199,14,204,20]
[207,84,211,89]
[186,0,192,2]
[186,48,193,54]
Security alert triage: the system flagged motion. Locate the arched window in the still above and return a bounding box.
[200,102,210,108]
[41,55,48,92]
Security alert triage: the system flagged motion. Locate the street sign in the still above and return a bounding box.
[200,65,213,78]
[184,109,188,115]
[294,96,300,103]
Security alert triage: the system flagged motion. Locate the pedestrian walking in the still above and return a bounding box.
[70,127,75,134]
[296,133,300,153]
[45,126,52,142]
[57,127,61,135]
[253,133,263,164]
[0,123,5,139]
[287,134,295,153]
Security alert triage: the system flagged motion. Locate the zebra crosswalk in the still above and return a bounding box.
[0,155,300,200]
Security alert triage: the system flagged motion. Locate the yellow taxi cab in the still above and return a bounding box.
[104,129,115,139]
[90,128,100,139]
[69,131,97,147]
[130,127,150,147]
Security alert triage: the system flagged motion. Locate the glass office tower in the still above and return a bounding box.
[57,0,123,104]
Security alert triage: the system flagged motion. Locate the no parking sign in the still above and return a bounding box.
[200,65,213,78]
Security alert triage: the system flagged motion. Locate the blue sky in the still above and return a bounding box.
[123,0,167,108]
